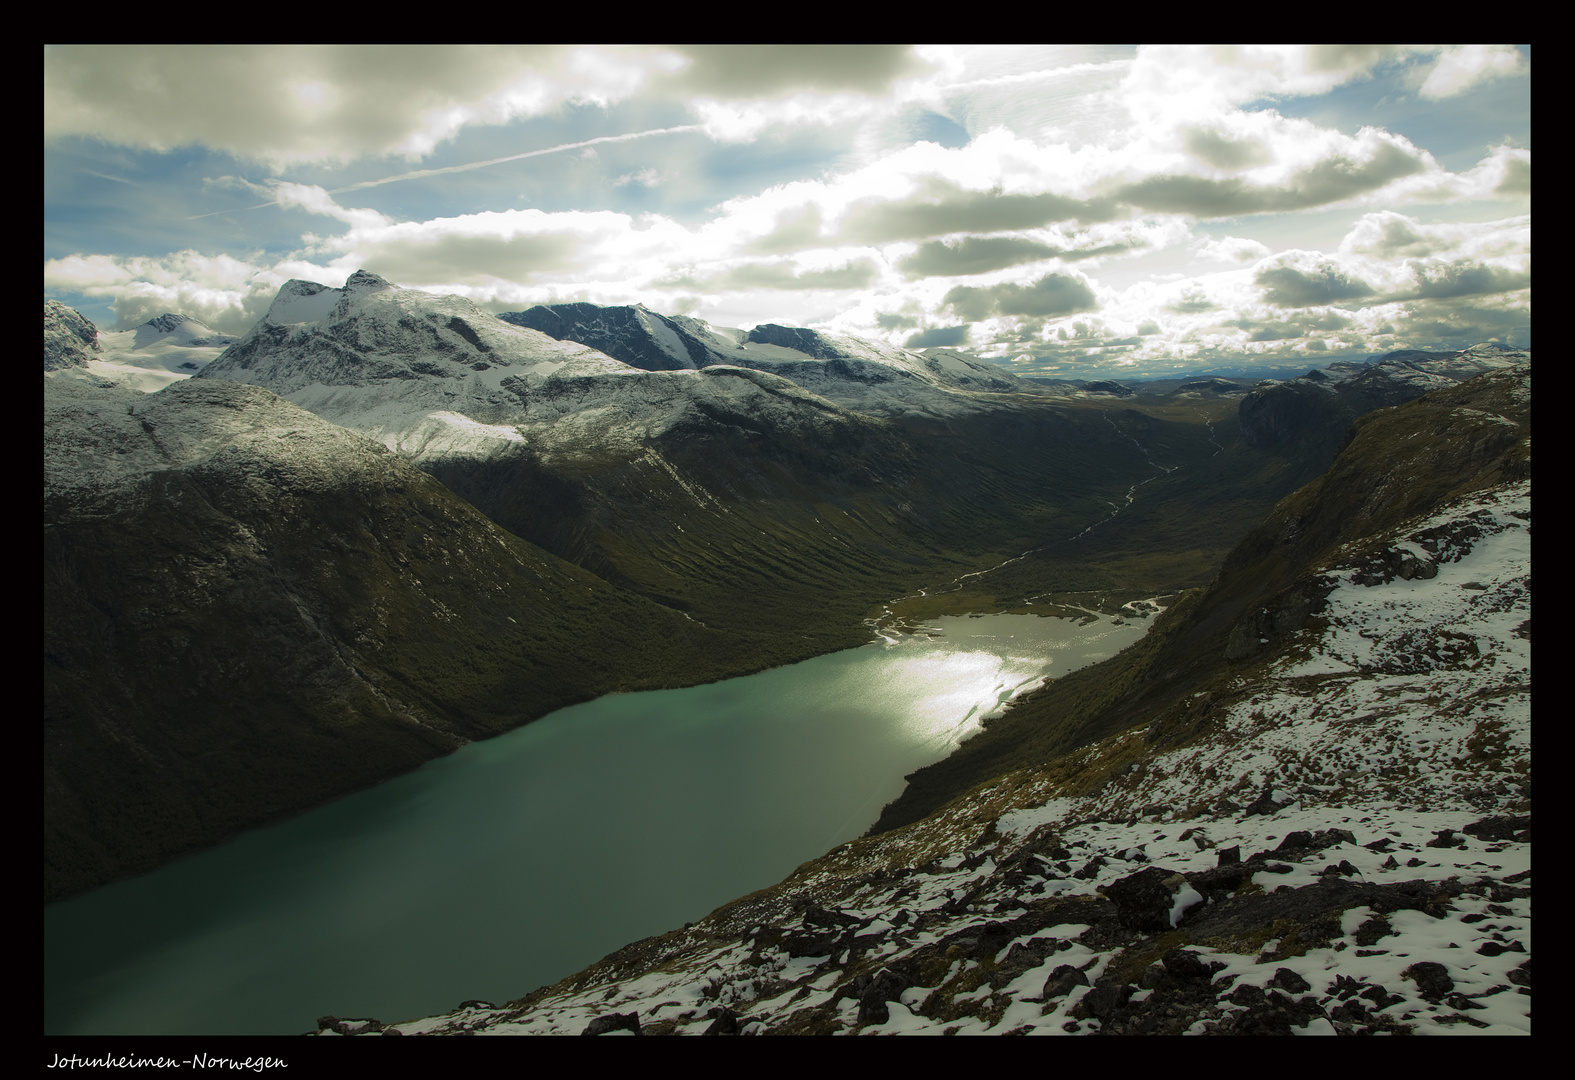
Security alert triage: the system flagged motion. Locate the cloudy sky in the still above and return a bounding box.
[45,45,1530,377]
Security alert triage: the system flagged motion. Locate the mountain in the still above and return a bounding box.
[192,272,1289,648]
[44,305,239,392]
[47,281,1525,931]
[44,376,755,901]
[348,362,1528,1036]
[44,298,99,370]
[498,302,1023,415]
[195,272,893,464]
[1238,343,1529,469]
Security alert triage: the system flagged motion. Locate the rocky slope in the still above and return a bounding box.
[44,297,99,370]
[333,365,1530,1036]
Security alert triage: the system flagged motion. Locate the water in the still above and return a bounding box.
[44,612,1148,1035]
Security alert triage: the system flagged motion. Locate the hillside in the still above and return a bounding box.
[44,378,750,901]
[342,363,1530,1036]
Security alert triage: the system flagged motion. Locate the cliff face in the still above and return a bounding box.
[341,366,1530,1037]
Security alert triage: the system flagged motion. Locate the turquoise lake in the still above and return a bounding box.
[44,611,1149,1035]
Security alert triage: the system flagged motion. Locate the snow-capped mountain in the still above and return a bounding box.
[197,271,869,461]
[44,305,240,392]
[500,302,1023,414]
[121,311,238,351]
[338,364,1529,1037]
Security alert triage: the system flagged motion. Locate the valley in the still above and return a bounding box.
[43,284,1530,1036]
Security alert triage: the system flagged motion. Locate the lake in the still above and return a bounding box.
[44,611,1149,1035]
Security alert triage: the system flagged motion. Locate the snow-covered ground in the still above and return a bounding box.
[333,479,1529,1036]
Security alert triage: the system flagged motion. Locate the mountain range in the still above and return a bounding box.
[332,360,1530,1037]
[43,281,1530,1035]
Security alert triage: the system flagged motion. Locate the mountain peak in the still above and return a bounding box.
[142,313,194,334]
[342,269,396,295]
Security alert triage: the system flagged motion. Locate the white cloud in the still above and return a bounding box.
[1418,46,1526,100]
[614,168,663,188]
[44,45,683,165]
[1197,235,1272,263]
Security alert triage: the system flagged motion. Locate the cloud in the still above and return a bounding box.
[43,249,281,333]
[1494,151,1531,197]
[840,176,1115,244]
[273,183,393,231]
[664,45,931,99]
[359,231,585,283]
[614,168,663,188]
[744,205,826,255]
[1121,45,1407,122]
[897,236,1061,277]
[1166,290,1219,314]
[44,45,680,165]
[1119,134,1427,217]
[1339,210,1530,263]
[903,325,970,348]
[668,258,882,293]
[943,272,1098,320]
[1196,235,1271,263]
[1255,257,1376,307]
[1402,258,1530,300]
[1181,126,1272,171]
[1418,46,1526,100]
[895,229,1155,278]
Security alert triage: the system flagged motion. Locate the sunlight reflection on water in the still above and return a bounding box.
[45,611,1153,1036]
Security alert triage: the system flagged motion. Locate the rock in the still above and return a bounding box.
[1072,977,1133,1021]
[802,904,861,929]
[1100,866,1187,932]
[1228,982,1265,1006]
[1267,968,1312,994]
[1476,940,1526,957]
[315,1015,383,1035]
[1403,962,1454,1001]
[1462,815,1531,842]
[1043,965,1090,999]
[1073,856,1107,880]
[857,968,914,1026]
[1162,947,1214,981]
[1243,785,1294,817]
[581,1012,641,1036]
[1353,917,1392,946]
[702,1007,741,1035]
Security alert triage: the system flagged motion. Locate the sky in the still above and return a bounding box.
[44,45,1530,378]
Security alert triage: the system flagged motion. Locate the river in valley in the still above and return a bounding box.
[44,611,1151,1035]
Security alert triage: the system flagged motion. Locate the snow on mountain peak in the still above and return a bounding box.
[265,280,342,326]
